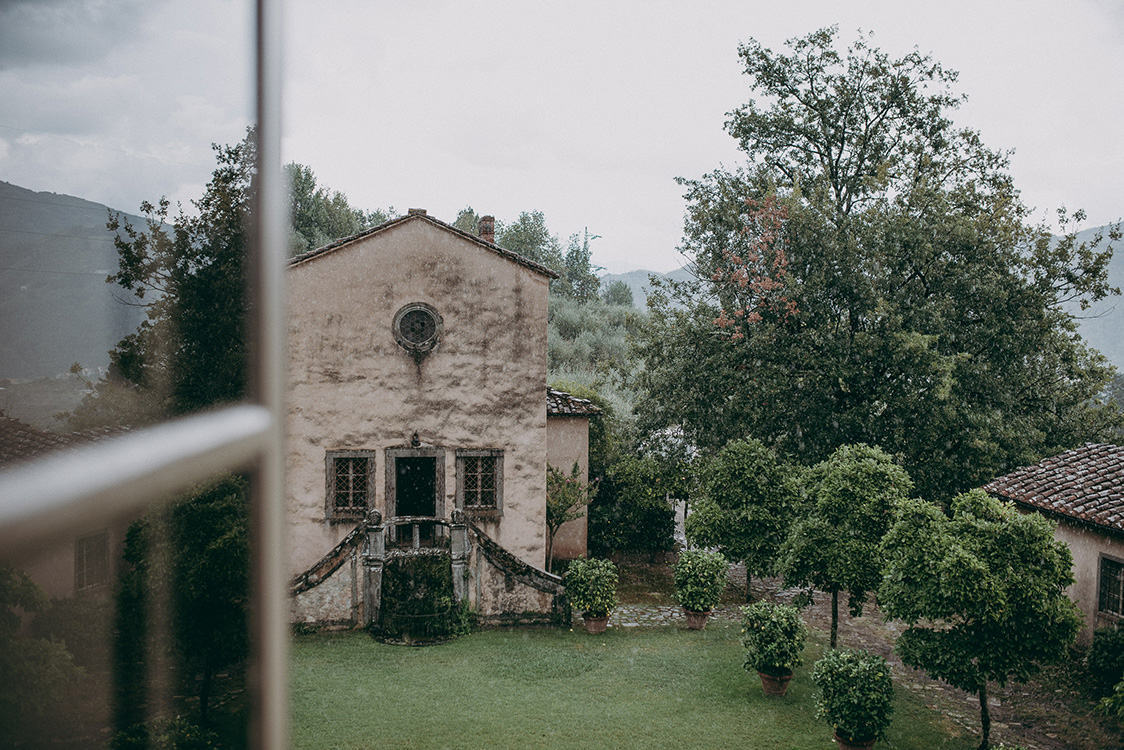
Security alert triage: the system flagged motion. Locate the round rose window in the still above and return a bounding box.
[393,302,442,353]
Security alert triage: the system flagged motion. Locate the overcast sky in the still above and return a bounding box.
[1,0,1121,273]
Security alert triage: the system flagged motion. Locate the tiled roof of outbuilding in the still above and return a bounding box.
[288,210,560,279]
[0,416,128,469]
[546,387,601,417]
[982,443,1124,535]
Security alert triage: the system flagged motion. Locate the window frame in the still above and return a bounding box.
[74,529,110,591]
[325,450,375,521]
[0,3,289,745]
[1098,554,1124,618]
[456,448,503,517]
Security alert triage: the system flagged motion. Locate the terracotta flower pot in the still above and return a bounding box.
[757,669,793,696]
[833,732,876,750]
[582,614,610,634]
[684,608,711,630]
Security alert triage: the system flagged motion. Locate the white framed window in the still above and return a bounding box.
[74,530,110,591]
[456,449,503,516]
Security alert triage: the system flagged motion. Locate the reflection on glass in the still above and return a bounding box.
[2,474,251,747]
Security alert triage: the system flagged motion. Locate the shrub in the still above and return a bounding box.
[588,455,675,556]
[377,555,468,643]
[673,549,728,612]
[740,601,807,676]
[33,595,112,670]
[112,717,219,749]
[812,648,895,743]
[1088,625,1124,696]
[565,558,619,618]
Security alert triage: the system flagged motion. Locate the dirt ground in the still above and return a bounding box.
[616,560,1124,750]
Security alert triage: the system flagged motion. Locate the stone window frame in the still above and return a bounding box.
[392,301,443,355]
[325,450,375,522]
[385,447,446,521]
[456,449,504,518]
[1098,553,1124,618]
[74,529,109,591]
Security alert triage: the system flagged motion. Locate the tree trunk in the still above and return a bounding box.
[978,682,991,750]
[745,570,753,602]
[830,590,839,649]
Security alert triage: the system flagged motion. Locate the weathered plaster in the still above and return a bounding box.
[286,217,551,588]
[546,416,590,561]
[1051,519,1124,645]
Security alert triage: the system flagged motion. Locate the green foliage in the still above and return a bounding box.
[115,477,249,726]
[778,443,913,645]
[0,565,84,744]
[451,206,482,234]
[496,210,564,272]
[111,717,220,750]
[546,462,598,572]
[1098,677,1124,721]
[879,490,1083,748]
[812,648,895,743]
[286,162,393,256]
[632,28,1122,505]
[1087,626,1124,697]
[564,558,619,618]
[587,454,676,556]
[686,439,796,592]
[740,601,807,676]
[33,594,112,670]
[601,279,634,307]
[548,294,643,378]
[559,228,601,302]
[378,554,467,642]
[672,549,728,612]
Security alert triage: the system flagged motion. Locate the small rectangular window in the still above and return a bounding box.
[75,530,109,591]
[1100,557,1124,616]
[326,451,374,521]
[457,450,503,516]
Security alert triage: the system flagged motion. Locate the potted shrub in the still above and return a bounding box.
[673,549,728,629]
[740,601,807,696]
[812,648,895,749]
[565,557,619,634]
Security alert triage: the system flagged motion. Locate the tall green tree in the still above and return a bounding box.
[685,438,797,601]
[634,27,1121,502]
[286,163,393,256]
[879,490,1082,750]
[778,443,913,648]
[559,228,601,302]
[496,210,564,272]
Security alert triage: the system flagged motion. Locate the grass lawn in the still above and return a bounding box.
[291,621,975,750]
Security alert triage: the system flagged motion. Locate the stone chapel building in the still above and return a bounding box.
[286,209,595,628]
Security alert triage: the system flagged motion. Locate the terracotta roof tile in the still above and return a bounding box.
[546,387,601,417]
[0,416,128,469]
[288,212,559,279]
[983,443,1124,534]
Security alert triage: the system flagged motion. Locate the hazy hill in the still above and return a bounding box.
[0,181,147,379]
[599,265,695,309]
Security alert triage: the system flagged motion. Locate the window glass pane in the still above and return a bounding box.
[1100,558,1124,615]
[0,1,253,466]
[3,473,252,746]
[0,2,256,745]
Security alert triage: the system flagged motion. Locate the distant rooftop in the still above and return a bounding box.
[546,387,601,417]
[983,443,1124,536]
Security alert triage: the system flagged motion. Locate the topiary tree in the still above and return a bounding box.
[879,490,1083,750]
[687,438,797,601]
[778,443,913,648]
[673,549,728,613]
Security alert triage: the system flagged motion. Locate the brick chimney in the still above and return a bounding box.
[478,215,495,244]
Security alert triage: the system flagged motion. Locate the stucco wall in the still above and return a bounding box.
[546,416,589,561]
[286,217,551,582]
[1053,519,1124,645]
